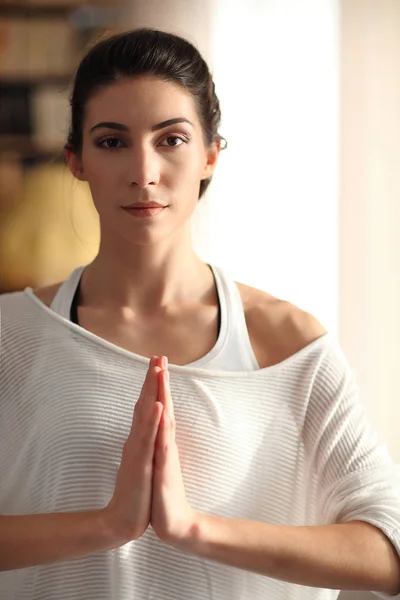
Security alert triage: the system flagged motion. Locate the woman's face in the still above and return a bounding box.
[68,76,220,246]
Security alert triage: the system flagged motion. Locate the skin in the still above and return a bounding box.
[67,75,221,317]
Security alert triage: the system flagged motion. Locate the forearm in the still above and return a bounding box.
[0,509,124,571]
[180,516,400,595]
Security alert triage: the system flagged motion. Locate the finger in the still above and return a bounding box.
[159,368,175,429]
[156,357,168,407]
[140,356,160,401]
[138,355,157,396]
[129,394,163,452]
[131,356,160,432]
[142,366,162,421]
[154,407,169,469]
[142,401,164,464]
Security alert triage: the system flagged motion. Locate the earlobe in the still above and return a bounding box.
[65,148,86,182]
[201,141,221,180]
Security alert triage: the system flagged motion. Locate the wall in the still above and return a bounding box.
[206,0,340,334]
[340,5,400,596]
[120,0,213,63]
[339,0,400,464]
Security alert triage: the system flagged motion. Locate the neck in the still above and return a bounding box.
[79,233,213,316]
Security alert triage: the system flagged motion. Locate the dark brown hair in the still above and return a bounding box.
[67,28,227,200]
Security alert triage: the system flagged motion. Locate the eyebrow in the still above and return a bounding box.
[89,117,195,133]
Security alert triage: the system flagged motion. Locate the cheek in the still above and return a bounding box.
[168,153,204,186]
[82,156,125,195]
[82,141,122,172]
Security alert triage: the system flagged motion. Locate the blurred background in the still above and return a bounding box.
[0,0,120,291]
[0,2,399,597]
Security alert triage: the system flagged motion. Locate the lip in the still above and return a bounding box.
[122,206,167,218]
[123,202,167,209]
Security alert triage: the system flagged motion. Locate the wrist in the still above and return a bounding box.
[98,507,132,548]
[169,510,205,554]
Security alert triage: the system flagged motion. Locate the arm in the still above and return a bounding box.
[0,357,164,572]
[178,515,400,596]
[0,509,124,571]
[152,317,400,596]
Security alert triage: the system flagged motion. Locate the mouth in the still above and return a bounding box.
[123,202,167,209]
[122,206,167,218]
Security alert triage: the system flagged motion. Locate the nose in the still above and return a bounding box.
[127,145,160,188]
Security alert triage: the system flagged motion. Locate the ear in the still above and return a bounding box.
[65,147,86,182]
[200,139,221,181]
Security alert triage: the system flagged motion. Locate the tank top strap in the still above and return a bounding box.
[204,265,260,371]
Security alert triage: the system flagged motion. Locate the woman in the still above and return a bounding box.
[1,28,400,600]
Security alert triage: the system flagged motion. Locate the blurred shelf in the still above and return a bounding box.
[0,73,73,85]
[0,3,77,16]
[0,0,119,161]
[0,135,64,159]
[25,0,116,4]
[0,0,116,16]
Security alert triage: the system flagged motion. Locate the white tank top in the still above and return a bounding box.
[50,263,260,371]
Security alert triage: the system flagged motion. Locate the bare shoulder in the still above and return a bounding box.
[236,281,327,367]
[32,282,63,308]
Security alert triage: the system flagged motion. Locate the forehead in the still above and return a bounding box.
[84,76,200,128]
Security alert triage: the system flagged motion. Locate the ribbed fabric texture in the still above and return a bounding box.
[1,269,400,600]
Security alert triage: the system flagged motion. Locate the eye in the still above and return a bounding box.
[160,136,187,148]
[97,137,125,149]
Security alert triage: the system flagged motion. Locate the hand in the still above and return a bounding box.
[151,356,198,546]
[103,356,164,543]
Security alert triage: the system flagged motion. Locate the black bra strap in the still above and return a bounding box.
[70,278,81,325]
